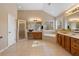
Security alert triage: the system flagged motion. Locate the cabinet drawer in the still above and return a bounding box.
[71,47,79,56]
[71,38,79,50]
[71,42,79,50]
[71,38,79,44]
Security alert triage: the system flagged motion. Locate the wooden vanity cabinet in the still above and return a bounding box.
[61,35,65,48]
[57,33,79,55]
[33,32,42,39]
[71,38,79,56]
[64,36,71,52]
[57,34,62,45]
[57,34,65,48]
[27,32,42,39]
[57,33,71,52]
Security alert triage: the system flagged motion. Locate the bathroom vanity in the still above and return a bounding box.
[27,32,42,40]
[57,32,79,56]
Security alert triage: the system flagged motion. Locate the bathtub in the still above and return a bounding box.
[42,30,56,43]
[42,30,56,37]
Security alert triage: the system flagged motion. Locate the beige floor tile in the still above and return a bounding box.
[0,37,71,56]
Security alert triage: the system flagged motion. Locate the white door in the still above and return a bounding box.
[8,14,16,47]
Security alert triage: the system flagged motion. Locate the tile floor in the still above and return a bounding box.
[0,37,71,56]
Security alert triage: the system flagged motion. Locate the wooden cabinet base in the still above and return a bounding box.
[71,47,79,56]
[57,33,79,56]
[71,37,79,55]
[64,36,71,52]
[27,32,42,40]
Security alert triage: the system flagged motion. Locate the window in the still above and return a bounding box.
[44,20,54,30]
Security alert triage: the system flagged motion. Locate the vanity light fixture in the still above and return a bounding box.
[34,19,37,21]
[28,17,42,22]
[65,4,79,16]
[69,18,79,22]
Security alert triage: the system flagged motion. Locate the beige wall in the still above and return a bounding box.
[0,4,17,51]
[18,10,54,20]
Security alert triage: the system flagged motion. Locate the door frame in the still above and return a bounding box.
[17,19,26,40]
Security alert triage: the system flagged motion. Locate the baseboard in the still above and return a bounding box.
[8,41,16,47]
[0,46,9,53]
[0,41,16,53]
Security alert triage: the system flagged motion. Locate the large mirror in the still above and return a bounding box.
[67,21,79,30]
[64,17,79,32]
[27,17,42,31]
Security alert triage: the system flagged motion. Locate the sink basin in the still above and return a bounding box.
[70,33,79,36]
[71,33,76,35]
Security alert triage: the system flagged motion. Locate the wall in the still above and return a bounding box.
[17,10,55,30]
[18,10,54,20]
[0,4,17,51]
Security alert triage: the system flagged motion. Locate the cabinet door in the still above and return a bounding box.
[57,34,62,45]
[71,47,79,56]
[64,36,71,52]
[27,32,33,39]
[57,34,60,43]
[33,32,42,39]
[71,38,79,55]
[61,35,65,48]
[38,32,42,39]
[59,34,62,45]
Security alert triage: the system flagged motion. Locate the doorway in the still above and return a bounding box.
[18,20,26,40]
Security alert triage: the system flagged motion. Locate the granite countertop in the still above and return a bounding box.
[57,32,79,39]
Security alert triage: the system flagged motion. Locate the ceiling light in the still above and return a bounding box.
[28,17,42,22]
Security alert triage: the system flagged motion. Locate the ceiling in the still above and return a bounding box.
[17,3,43,10]
[17,3,76,17]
